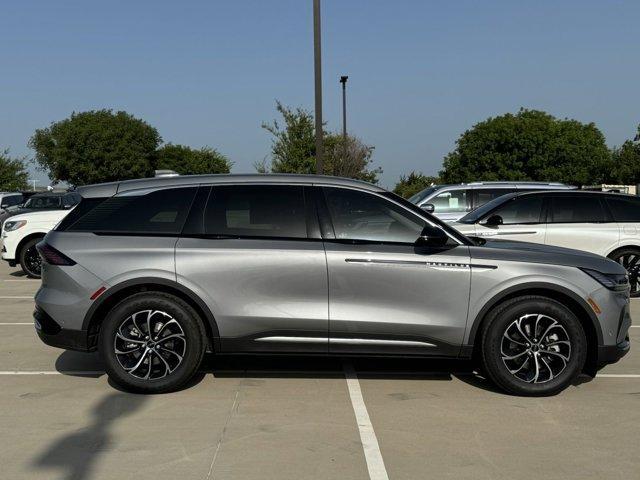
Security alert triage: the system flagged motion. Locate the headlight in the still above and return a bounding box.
[580,268,629,291]
[3,220,27,232]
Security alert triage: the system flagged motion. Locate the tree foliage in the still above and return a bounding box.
[29,110,162,186]
[393,171,440,198]
[609,125,640,184]
[439,109,611,186]
[156,144,232,175]
[260,101,381,183]
[0,149,29,191]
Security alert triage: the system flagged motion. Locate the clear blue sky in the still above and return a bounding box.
[1,0,638,188]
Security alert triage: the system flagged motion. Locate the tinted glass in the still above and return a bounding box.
[2,195,22,207]
[24,195,62,209]
[606,196,640,222]
[474,188,515,208]
[408,186,442,204]
[492,196,543,224]
[549,196,607,223]
[205,185,307,238]
[430,189,468,213]
[68,187,196,234]
[324,188,426,243]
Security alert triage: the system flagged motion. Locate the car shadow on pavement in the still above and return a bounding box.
[55,350,104,378]
[9,269,27,277]
[32,392,147,480]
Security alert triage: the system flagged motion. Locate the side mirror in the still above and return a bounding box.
[421,203,435,213]
[415,224,448,247]
[483,214,503,226]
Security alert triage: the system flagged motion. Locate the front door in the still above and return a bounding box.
[176,184,328,353]
[320,186,471,356]
[473,194,547,244]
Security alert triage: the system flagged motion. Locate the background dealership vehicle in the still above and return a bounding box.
[453,190,640,296]
[409,181,576,222]
[0,192,24,226]
[0,191,80,226]
[32,174,630,396]
[1,208,72,278]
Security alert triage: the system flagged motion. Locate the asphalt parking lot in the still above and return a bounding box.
[0,262,639,480]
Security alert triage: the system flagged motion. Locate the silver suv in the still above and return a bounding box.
[34,175,630,395]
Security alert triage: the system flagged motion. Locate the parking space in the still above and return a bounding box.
[0,260,639,479]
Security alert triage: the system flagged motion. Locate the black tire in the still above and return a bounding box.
[19,237,43,279]
[480,295,587,396]
[608,247,640,298]
[99,292,206,393]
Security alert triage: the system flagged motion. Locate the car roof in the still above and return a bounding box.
[77,174,386,198]
[30,192,68,197]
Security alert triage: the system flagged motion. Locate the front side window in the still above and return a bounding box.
[324,187,426,243]
[549,196,607,223]
[24,195,62,209]
[606,196,640,222]
[490,196,544,224]
[429,189,468,213]
[67,187,196,234]
[204,185,307,238]
[474,188,514,209]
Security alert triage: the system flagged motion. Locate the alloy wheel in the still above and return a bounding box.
[114,310,187,380]
[613,252,640,297]
[500,313,571,384]
[24,245,42,276]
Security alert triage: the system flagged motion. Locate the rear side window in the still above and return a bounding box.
[606,196,640,222]
[549,196,607,223]
[66,187,197,234]
[473,188,514,209]
[491,196,544,224]
[204,185,307,238]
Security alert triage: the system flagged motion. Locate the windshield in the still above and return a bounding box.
[408,186,443,204]
[23,196,62,209]
[458,192,519,224]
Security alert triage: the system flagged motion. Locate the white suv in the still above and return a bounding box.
[1,209,72,278]
[453,190,640,296]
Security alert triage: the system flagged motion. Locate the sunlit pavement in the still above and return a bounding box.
[0,260,638,480]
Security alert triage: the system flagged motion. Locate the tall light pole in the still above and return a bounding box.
[340,75,348,160]
[313,0,323,174]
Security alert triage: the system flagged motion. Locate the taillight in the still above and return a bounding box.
[36,243,76,266]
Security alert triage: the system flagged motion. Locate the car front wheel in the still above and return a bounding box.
[480,295,587,396]
[99,292,206,393]
[19,238,43,278]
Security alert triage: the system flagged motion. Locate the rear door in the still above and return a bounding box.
[320,186,471,356]
[175,184,329,353]
[544,194,619,255]
[473,194,547,244]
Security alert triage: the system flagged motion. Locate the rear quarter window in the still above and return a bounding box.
[606,196,640,222]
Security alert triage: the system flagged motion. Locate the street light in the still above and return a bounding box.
[340,75,348,159]
[313,0,323,174]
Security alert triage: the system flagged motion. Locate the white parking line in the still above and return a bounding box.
[0,296,33,299]
[598,374,640,378]
[3,279,39,282]
[343,361,389,480]
[0,323,32,325]
[0,371,103,375]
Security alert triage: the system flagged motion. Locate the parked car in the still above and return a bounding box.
[33,175,629,395]
[0,192,24,226]
[409,181,576,222]
[1,208,73,278]
[1,191,81,226]
[452,190,640,296]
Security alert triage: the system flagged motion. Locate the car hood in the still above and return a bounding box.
[6,209,70,223]
[470,238,626,274]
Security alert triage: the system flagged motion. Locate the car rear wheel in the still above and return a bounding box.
[608,248,640,297]
[480,295,587,396]
[19,237,43,278]
[99,292,206,393]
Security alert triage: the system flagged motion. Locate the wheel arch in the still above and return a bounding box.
[466,282,602,374]
[16,232,47,260]
[605,244,640,258]
[82,277,220,353]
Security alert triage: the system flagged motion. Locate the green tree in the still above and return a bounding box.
[29,110,162,186]
[393,171,440,198]
[260,101,381,182]
[439,109,611,186]
[156,144,232,175]
[609,125,640,184]
[0,149,29,191]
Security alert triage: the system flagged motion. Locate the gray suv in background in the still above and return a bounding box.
[410,181,576,222]
[34,175,630,395]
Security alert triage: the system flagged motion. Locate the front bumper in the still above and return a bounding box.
[34,306,92,352]
[597,338,631,366]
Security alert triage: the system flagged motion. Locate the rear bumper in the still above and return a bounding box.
[34,306,92,352]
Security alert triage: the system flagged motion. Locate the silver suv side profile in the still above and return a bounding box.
[34,175,630,395]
